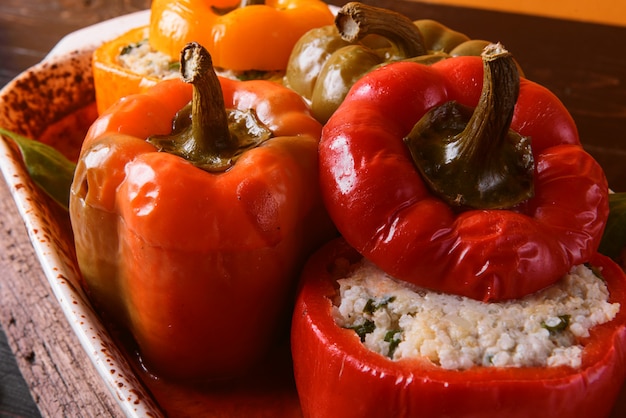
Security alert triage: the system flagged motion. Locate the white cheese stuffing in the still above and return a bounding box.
[117,39,181,81]
[333,261,620,370]
[116,40,284,82]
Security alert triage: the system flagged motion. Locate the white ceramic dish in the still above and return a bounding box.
[0,10,162,417]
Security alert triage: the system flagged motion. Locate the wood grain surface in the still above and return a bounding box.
[0,1,625,417]
[0,178,123,417]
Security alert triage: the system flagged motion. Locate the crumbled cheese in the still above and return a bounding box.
[334,261,620,370]
[117,39,181,80]
[116,40,284,82]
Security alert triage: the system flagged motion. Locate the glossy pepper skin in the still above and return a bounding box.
[291,238,626,418]
[149,0,334,71]
[285,2,491,123]
[319,49,609,301]
[69,45,336,380]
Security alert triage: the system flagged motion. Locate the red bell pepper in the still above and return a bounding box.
[291,238,626,418]
[69,43,336,380]
[319,44,609,301]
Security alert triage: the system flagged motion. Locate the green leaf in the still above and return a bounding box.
[541,314,570,335]
[599,192,626,260]
[347,320,375,342]
[384,329,402,358]
[0,127,76,211]
[363,296,396,314]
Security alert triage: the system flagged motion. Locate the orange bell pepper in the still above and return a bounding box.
[149,0,335,71]
[92,27,164,115]
[70,43,336,380]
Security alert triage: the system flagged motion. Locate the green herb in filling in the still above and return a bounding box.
[120,40,147,55]
[585,262,605,281]
[541,314,571,334]
[384,330,402,358]
[348,320,376,342]
[363,296,396,314]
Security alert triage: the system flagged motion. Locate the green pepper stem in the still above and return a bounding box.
[146,43,236,171]
[181,42,235,156]
[404,43,534,209]
[457,43,519,165]
[335,2,427,58]
[148,42,273,172]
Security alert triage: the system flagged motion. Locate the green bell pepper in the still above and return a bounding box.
[285,1,492,123]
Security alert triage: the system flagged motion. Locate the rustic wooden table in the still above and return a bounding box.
[0,0,625,417]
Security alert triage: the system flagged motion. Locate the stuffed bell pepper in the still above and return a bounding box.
[285,2,496,123]
[291,43,626,417]
[292,239,626,418]
[92,0,334,113]
[70,43,336,380]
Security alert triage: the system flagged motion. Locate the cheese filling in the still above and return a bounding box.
[118,39,181,80]
[117,39,283,82]
[333,261,619,370]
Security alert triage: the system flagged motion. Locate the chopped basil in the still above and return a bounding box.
[584,262,605,281]
[348,320,375,342]
[541,315,571,334]
[384,330,402,358]
[363,299,376,314]
[120,40,147,56]
[363,296,396,314]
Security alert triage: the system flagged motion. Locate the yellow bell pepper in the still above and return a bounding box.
[149,0,335,71]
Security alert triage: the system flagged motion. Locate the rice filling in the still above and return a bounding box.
[333,261,620,370]
[116,39,283,82]
[118,39,181,80]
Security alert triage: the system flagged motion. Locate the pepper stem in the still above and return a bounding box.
[183,42,234,156]
[335,2,427,58]
[404,43,534,209]
[148,42,272,172]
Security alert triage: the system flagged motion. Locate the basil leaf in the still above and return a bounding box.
[0,127,76,211]
[599,192,626,261]
[541,314,570,334]
[384,329,402,358]
[347,320,375,342]
[363,296,396,314]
